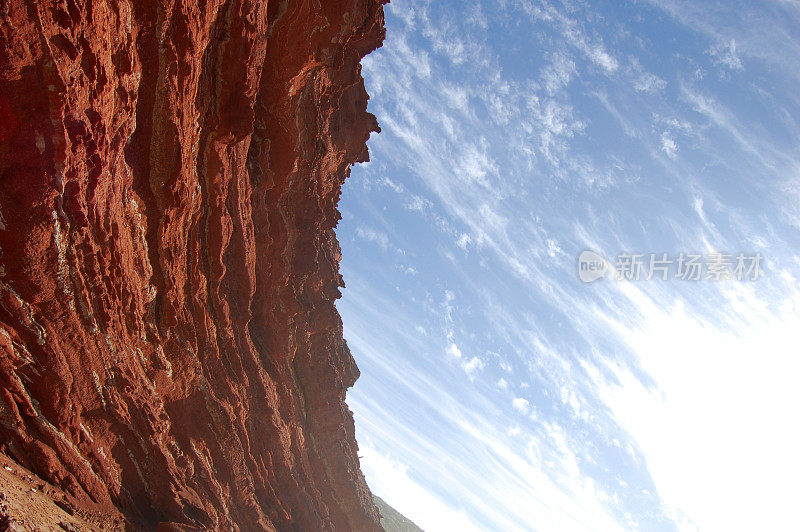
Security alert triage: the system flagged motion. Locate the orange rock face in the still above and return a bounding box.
[0,0,386,529]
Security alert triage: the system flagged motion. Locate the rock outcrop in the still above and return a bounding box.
[0,0,386,529]
[374,496,424,532]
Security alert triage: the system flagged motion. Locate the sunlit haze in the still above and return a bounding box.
[337,1,800,530]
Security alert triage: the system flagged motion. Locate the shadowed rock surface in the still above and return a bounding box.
[0,0,387,529]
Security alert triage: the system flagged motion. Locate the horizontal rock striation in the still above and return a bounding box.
[0,0,386,529]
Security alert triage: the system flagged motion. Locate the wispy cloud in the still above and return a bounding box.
[660,131,678,158]
[356,226,390,250]
[708,39,743,71]
[339,1,800,530]
[644,0,800,80]
[446,343,463,359]
[521,0,620,74]
[512,397,531,414]
[463,356,485,377]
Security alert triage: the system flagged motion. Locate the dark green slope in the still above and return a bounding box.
[374,495,425,532]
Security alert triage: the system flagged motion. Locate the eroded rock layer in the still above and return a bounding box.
[0,0,386,529]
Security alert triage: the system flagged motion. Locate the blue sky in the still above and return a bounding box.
[335,1,800,530]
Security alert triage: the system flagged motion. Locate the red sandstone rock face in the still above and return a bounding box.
[0,0,386,529]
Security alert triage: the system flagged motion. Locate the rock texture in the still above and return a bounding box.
[0,0,386,529]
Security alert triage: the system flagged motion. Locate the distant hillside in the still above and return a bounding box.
[374,496,425,532]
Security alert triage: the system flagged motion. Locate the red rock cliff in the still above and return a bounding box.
[0,0,386,529]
